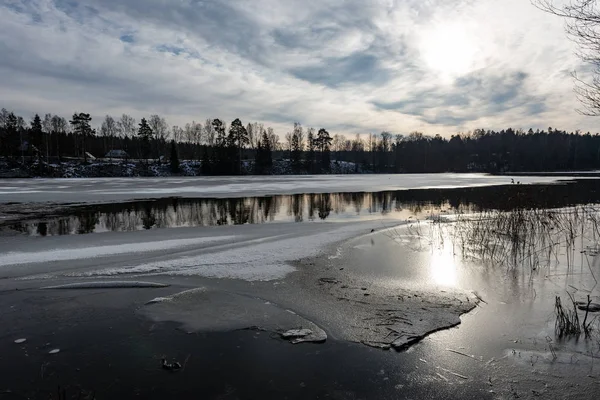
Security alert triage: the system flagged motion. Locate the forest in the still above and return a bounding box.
[1,107,600,175]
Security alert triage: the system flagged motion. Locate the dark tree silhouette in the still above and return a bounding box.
[306,127,316,173]
[69,112,92,163]
[30,114,43,162]
[228,118,249,174]
[5,106,600,176]
[170,140,180,173]
[290,122,303,173]
[316,128,332,172]
[254,129,272,174]
[212,118,230,174]
[137,118,153,162]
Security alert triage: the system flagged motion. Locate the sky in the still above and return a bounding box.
[0,0,594,137]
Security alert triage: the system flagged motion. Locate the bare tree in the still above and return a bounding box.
[117,114,136,138]
[246,123,255,150]
[202,119,214,146]
[293,122,304,151]
[100,115,118,154]
[148,114,169,141]
[267,127,280,151]
[352,134,364,152]
[245,122,263,149]
[193,121,204,145]
[184,122,194,143]
[147,114,169,159]
[535,0,600,115]
[0,108,9,128]
[42,113,53,161]
[284,131,293,154]
[171,125,184,143]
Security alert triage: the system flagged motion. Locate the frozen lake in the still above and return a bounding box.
[1,176,600,398]
[0,173,572,203]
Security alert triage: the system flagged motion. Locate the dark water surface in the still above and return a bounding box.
[5,179,600,236]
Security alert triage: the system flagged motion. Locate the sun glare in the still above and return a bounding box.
[430,243,458,287]
[420,22,477,81]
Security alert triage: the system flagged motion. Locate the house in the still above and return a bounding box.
[104,149,129,159]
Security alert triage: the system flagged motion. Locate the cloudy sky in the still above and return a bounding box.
[0,0,593,137]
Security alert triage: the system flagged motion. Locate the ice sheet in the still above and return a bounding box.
[0,174,572,203]
[0,236,235,267]
[2,220,392,281]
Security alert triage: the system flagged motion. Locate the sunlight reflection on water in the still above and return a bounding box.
[430,242,458,287]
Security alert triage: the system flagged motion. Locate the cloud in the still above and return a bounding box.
[0,0,594,137]
[290,53,391,88]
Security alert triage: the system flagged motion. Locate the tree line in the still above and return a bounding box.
[2,107,600,174]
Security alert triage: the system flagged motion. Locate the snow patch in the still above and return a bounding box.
[0,236,235,267]
[67,222,382,281]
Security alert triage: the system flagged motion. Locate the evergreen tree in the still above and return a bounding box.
[30,114,43,161]
[137,118,153,162]
[316,128,332,172]
[69,112,92,163]
[290,122,304,173]
[306,127,316,173]
[262,129,272,170]
[169,140,180,173]
[212,118,228,174]
[1,111,21,158]
[255,138,264,174]
[228,118,249,174]
[254,129,272,174]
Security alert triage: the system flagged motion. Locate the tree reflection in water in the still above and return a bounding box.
[6,179,600,236]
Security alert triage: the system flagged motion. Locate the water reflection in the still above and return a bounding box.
[5,179,600,237]
[430,242,458,287]
[7,192,416,236]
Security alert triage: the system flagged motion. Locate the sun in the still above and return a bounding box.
[419,22,477,81]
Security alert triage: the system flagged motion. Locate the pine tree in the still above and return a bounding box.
[69,113,92,163]
[169,140,180,173]
[262,129,272,170]
[254,139,264,174]
[316,128,332,172]
[137,118,153,163]
[2,112,21,158]
[306,128,316,173]
[290,123,303,173]
[30,114,43,162]
[228,118,249,174]
[254,129,272,174]
[212,118,228,174]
